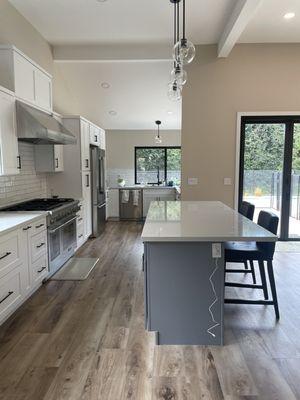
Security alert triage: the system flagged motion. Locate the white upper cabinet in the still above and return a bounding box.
[34,69,52,112]
[100,128,106,150]
[89,124,100,147]
[0,46,52,113]
[0,88,19,176]
[34,144,64,173]
[81,120,90,171]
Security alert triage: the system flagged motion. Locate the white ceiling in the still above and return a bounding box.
[53,61,182,130]
[239,0,300,43]
[9,0,234,45]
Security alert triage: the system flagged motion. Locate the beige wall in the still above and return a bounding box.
[182,44,300,207]
[106,130,181,186]
[0,0,53,73]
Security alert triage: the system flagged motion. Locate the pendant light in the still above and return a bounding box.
[173,0,196,65]
[155,120,162,144]
[168,0,195,101]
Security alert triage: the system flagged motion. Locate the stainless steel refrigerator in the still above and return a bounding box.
[90,146,106,237]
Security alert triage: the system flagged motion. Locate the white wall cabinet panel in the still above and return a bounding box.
[0,89,19,176]
[34,69,52,112]
[35,145,64,173]
[82,172,92,239]
[89,124,100,146]
[100,128,106,150]
[14,52,35,104]
[0,46,52,113]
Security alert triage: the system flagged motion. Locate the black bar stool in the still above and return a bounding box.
[225,201,257,283]
[224,210,280,319]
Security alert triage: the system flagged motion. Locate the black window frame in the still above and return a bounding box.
[134,146,181,185]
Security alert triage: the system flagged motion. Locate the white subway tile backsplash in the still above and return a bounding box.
[0,142,47,207]
[107,168,135,187]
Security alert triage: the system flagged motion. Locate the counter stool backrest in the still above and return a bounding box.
[257,210,279,260]
[240,201,255,221]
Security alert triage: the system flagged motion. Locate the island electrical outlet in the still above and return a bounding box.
[212,243,222,258]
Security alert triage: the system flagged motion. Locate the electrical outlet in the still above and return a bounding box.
[212,243,222,258]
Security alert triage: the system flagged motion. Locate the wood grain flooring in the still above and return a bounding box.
[0,221,299,399]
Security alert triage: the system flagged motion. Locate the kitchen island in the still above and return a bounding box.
[141,201,277,346]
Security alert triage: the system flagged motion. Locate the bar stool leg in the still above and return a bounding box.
[267,261,280,320]
[250,260,256,284]
[258,261,268,300]
[244,261,249,270]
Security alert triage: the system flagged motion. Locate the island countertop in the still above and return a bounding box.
[141,201,277,242]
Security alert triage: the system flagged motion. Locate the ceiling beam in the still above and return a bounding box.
[52,44,172,63]
[218,0,263,58]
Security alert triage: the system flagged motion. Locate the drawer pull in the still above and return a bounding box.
[78,234,83,238]
[36,242,45,249]
[85,159,89,168]
[35,223,45,229]
[0,252,11,260]
[37,266,47,274]
[0,291,13,304]
[78,217,83,222]
[23,226,32,231]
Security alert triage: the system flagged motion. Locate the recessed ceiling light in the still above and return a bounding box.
[101,82,110,89]
[109,110,117,116]
[284,12,295,19]
[167,111,173,115]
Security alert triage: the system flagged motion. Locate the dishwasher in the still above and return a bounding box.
[119,189,143,220]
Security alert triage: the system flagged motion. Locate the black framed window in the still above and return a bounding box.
[135,147,181,185]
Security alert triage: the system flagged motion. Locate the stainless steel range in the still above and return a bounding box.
[2,198,80,276]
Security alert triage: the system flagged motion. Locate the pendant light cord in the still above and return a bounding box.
[183,0,186,40]
[177,1,180,42]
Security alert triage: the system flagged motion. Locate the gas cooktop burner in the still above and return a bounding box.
[1,198,75,212]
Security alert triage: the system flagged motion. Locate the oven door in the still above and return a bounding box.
[48,216,77,275]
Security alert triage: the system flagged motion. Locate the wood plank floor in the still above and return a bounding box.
[0,221,299,399]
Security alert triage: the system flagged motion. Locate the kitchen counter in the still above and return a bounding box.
[108,185,177,190]
[0,212,47,236]
[142,201,277,347]
[142,201,277,242]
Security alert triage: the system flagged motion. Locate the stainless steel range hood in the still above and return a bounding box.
[16,101,77,145]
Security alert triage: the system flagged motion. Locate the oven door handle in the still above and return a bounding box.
[48,216,77,234]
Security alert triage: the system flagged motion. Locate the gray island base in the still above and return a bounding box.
[144,241,224,345]
[141,201,277,346]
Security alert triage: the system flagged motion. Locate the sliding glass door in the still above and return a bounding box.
[239,116,300,241]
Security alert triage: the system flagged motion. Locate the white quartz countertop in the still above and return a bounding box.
[108,186,176,190]
[0,212,47,236]
[141,201,277,242]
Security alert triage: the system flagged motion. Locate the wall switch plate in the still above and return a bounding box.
[212,243,222,258]
[188,177,198,185]
[224,177,232,186]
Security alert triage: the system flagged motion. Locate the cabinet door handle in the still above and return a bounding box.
[36,242,45,249]
[35,223,44,229]
[37,267,47,274]
[23,226,32,231]
[0,252,11,260]
[55,158,59,168]
[78,217,83,222]
[0,291,13,304]
[85,159,89,168]
[78,234,83,238]
[17,156,21,169]
[95,135,98,142]
[86,174,90,187]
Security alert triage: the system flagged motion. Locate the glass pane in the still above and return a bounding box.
[136,148,165,184]
[62,220,76,251]
[242,123,285,232]
[289,124,300,239]
[166,148,181,185]
[49,230,61,262]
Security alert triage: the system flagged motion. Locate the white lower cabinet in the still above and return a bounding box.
[107,189,119,218]
[0,216,48,325]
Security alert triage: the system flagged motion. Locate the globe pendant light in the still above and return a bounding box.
[155,120,162,144]
[167,81,182,102]
[170,63,187,86]
[173,0,196,65]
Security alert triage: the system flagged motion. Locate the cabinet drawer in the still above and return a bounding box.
[30,231,47,262]
[31,254,48,286]
[31,218,47,237]
[0,267,22,320]
[0,231,22,278]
